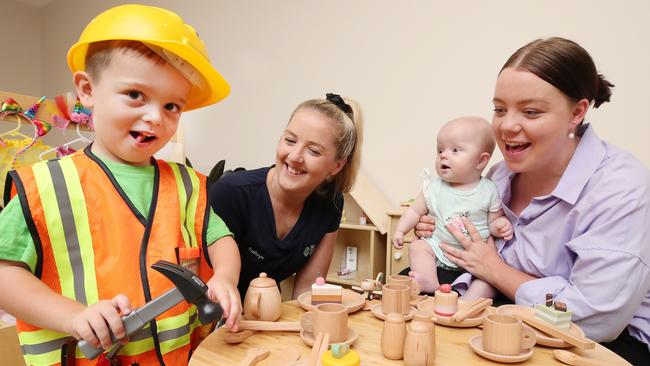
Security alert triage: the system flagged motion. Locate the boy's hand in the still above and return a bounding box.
[491,217,513,241]
[67,294,131,350]
[206,275,242,332]
[392,232,404,249]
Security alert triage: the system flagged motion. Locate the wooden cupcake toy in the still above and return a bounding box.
[433,284,458,317]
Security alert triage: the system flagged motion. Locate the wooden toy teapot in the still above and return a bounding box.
[244,272,282,321]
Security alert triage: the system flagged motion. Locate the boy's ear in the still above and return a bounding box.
[73,71,94,108]
[476,152,491,170]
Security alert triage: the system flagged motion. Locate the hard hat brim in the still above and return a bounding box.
[68,40,230,111]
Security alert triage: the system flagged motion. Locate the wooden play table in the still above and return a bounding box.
[189,301,631,365]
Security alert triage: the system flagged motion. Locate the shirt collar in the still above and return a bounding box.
[551,124,606,205]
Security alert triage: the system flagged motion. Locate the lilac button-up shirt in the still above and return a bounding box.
[453,125,650,347]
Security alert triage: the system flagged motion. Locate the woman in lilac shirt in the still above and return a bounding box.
[416,37,650,364]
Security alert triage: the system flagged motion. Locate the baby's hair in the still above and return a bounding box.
[447,116,495,155]
[85,40,166,81]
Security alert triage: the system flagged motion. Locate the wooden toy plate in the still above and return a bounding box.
[496,304,585,348]
[300,328,358,347]
[370,303,415,321]
[297,289,365,314]
[417,299,487,328]
[469,334,534,363]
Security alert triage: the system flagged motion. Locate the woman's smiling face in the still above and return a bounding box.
[492,67,581,175]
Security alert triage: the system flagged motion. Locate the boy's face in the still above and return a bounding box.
[435,121,488,186]
[76,50,191,166]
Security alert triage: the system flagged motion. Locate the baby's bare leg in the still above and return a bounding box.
[408,239,440,293]
[461,279,496,301]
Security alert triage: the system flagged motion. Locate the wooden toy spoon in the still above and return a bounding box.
[223,330,257,344]
[553,350,603,366]
[239,346,270,366]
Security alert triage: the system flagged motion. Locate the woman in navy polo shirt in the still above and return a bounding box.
[210,93,363,300]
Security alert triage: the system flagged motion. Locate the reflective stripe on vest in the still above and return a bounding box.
[169,163,201,248]
[14,155,208,365]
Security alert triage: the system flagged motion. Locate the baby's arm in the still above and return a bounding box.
[0,260,130,350]
[206,236,242,331]
[393,192,429,249]
[488,209,513,240]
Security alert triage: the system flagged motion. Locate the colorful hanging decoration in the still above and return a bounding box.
[0,97,52,167]
[53,94,93,130]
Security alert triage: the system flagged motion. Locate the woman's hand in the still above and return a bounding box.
[414,215,436,238]
[206,275,242,332]
[440,217,502,283]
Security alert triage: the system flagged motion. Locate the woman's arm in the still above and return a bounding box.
[441,218,536,299]
[292,231,338,299]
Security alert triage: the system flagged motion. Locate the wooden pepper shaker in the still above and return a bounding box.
[403,310,436,366]
[381,312,406,360]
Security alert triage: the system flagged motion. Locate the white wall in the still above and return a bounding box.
[0,0,42,95]
[30,0,650,207]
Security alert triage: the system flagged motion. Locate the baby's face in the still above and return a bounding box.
[435,122,486,185]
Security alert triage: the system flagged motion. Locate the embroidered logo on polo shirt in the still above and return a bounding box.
[303,244,315,257]
[248,247,265,261]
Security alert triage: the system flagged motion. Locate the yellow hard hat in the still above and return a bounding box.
[67,4,229,111]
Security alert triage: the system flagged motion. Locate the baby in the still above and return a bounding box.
[393,116,512,299]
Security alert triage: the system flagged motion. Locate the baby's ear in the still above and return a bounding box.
[73,71,94,109]
[476,152,491,170]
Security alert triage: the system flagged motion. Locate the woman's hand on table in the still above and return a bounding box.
[206,275,242,332]
[440,217,503,283]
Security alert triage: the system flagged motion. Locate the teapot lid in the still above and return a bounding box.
[250,272,277,288]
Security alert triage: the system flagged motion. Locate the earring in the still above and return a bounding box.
[568,132,575,139]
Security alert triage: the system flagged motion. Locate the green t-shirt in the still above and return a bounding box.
[0,155,231,273]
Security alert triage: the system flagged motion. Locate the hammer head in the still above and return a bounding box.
[152,260,224,324]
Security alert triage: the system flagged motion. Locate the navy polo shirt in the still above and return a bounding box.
[209,167,343,298]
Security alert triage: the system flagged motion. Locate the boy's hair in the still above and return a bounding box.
[85,40,166,81]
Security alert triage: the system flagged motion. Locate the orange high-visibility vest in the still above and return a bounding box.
[5,148,214,366]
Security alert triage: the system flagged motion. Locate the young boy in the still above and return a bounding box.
[0,5,241,365]
[392,117,513,299]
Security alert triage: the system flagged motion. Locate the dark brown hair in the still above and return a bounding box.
[501,37,614,111]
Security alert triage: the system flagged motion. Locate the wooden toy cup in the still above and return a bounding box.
[382,284,410,315]
[387,274,421,300]
[300,303,348,343]
[482,314,536,356]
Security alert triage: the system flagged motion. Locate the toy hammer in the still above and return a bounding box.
[78,260,224,360]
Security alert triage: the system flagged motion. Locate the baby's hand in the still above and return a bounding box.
[392,231,405,249]
[67,294,131,350]
[207,275,242,332]
[492,217,513,241]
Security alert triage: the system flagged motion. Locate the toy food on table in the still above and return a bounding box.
[434,284,458,316]
[534,293,572,329]
[311,275,343,305]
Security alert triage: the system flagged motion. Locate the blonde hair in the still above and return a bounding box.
[85,40,165,81]
[290,96,364,199]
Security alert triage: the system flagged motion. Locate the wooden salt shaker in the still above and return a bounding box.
[434,284,458,317]
[381,313,406,360]
[403,310,436,366]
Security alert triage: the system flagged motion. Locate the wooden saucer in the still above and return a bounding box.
[417,299,486,327]
[370,303,415,321]
[300,328,358,347]
[497,304,585,348]
[297,289,365,314]
[469,335,533,363]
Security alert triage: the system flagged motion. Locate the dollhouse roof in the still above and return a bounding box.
[348,170,392,234]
